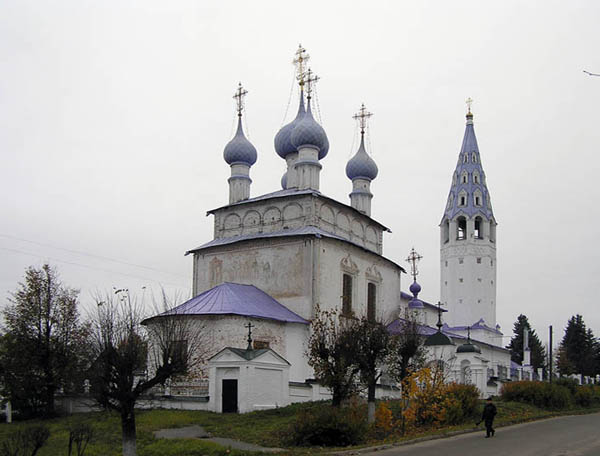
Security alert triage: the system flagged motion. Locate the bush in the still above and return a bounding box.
[554,377,579,396]
[443,383,480,424]
[500,381,572,409]
[286,403,368,447]
[0,425,50,456]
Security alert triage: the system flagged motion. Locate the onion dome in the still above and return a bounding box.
[274,95,306,159]
[408,280,424,309]
[346,134,378,181]
[290,97,329,159]
[281,171,288,189]
[456,329,481,353]
[224,117,257,166]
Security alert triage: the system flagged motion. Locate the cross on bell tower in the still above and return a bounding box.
[304,68,319,98]
[466,97,473,114]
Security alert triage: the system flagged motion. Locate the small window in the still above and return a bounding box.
[445,281,448,286]
[475,196,481,206]
[491,280,494,285]
[477,257,482,264]
[463,154,468,163]
[342,274,353,315]
[474,217,482,238]
[459,278,464,283]
[477,278,482,282]
[459,257,464,264]
[445,261,448,267]
[462,175,467,184]
[459,299,463,303]
[472,153,478,163]
[474,174,479,184]
[491,260,494,266]
[367,283,376,322]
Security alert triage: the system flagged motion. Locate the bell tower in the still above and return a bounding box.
[440,99,497,328]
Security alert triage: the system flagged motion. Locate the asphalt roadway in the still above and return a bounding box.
[366,413,600,456]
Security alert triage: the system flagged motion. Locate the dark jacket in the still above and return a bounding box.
[482,403,497,423]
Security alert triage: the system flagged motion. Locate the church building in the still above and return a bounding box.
[148,47,516,412]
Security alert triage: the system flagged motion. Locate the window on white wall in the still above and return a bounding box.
[367,283,376,322]
[342,274,353,316]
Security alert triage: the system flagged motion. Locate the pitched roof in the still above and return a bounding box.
[145,282,308,325]
[442,112,495,221]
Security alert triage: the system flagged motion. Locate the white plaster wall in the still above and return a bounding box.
[194,238,313,320]
[440,221,497,327]
[315,238,403,321]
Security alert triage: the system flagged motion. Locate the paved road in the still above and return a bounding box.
[368,413,600,456]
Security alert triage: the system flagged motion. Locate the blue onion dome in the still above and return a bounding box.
[224,117,257,166]
[409,280,421,297]
[274,95,306,159]
[345,135,378,180]
[290,97,329,159]
[281,171,288,189]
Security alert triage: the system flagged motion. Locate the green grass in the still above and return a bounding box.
[0,401,598,456]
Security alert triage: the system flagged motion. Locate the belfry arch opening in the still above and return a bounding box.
[474,217,483,239]
[443,220,450,243]
[457,216,467,240]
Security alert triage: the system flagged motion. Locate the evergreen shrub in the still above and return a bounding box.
[287,403,367,447]
[500,381,572,409]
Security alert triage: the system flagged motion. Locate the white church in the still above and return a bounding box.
[148,47,530,413]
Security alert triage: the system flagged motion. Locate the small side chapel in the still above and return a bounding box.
[148,46,517,413]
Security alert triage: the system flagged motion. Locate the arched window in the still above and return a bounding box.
[472,153,478,163]
[458,191,467,207]
[461,360,472,384]
[473,171,480,184]
[474,217,483,239]
[463,154,468,163]
[342,274,353,315]
[367,283,376,322]
[457,217,467,240]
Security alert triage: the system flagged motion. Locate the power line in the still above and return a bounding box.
[0,234,188,279]
[0,246,189,288]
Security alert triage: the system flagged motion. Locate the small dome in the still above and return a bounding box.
[224,117,257,166]
[409,280,421,297]
[290,98,329,159]
[274,96,305,159]
[281,171,288,189]
[345,135,378,180]
[456,341,481,354]
[424,331,454,346]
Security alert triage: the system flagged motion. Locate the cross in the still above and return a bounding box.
[293,44,310,86]
[305,68,320,97]
[353,103,373,135]
[233,82,248,117]
[467,326,471,342]
[405,247,422,282]
[466,97,473,114]
[245,321,255,350]
[436,301,444,332]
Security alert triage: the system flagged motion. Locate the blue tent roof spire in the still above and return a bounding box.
[443,102,494,221]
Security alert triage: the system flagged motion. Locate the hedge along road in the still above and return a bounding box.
[364,413,600,456]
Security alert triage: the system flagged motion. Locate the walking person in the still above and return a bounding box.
[477,397,497,438]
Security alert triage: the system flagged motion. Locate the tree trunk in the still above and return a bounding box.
[332,390,342,407]
[367,383,376,423]
[121,408,137,456]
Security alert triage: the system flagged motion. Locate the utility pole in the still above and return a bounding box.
[549,325,553,383]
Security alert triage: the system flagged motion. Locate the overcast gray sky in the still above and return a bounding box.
[1,1,599,346]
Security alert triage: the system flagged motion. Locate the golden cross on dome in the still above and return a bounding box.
[305,68,320,97]
[406,247,423,281]
[352,103,373,134]
[466,97,473,114]
[233,82,248,116]
[293,44,310,87]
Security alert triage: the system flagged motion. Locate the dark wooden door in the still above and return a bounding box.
[222,379,238,413]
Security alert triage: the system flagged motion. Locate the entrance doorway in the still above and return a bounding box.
[222,379,238,413]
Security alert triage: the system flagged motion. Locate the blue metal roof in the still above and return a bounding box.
[150,282,309,324]
[346,134,378,181]
[443,112,495,221]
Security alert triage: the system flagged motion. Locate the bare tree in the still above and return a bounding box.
[89,290,209,456]
[387,311,427,383]
[353,316,391,423]
[306,305,360,407]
